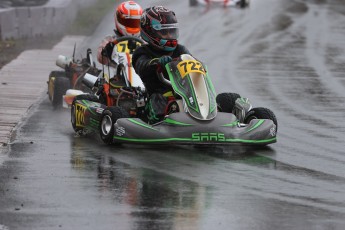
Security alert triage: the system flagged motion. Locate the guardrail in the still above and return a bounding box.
[0,0,98,40]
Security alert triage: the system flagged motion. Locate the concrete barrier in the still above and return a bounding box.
[0,0,98,40]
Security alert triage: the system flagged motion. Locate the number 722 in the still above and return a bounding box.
[178,60,206,77]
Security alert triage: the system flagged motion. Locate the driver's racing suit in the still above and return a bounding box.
[132,44,192,123]
[97,30,123,66]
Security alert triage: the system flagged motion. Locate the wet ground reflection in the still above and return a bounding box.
[69,137,282,229]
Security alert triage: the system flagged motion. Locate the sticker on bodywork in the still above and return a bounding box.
[75,104,86,127]
[177,60,206,78]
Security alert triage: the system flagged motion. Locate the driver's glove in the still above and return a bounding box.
[149,56,172,72]
[149,56,172,66]
[158,56,172,66]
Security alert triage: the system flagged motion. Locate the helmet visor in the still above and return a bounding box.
[117,12,141,28]
[156,28,179,40]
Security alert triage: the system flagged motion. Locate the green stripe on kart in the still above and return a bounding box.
[221,120,239,127]
[164,118,193,126]
[113,136,276,144]
[82,100,97,116]
[128,118,158,131]
[225,137,276,143]
[245,120,265,133]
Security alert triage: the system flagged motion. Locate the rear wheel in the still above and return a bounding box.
[48,71,64,101]
[216,92,241,113]
[48,71,70,108]
[244,107,278,131]
[100,106,129,144]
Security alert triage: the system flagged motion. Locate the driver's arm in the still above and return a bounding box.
[132,47,158,83]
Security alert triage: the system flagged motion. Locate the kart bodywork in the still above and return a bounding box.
[111,54,276,145]
[113,112,276,145]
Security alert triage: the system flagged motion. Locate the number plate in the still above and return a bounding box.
[177,60,206,78]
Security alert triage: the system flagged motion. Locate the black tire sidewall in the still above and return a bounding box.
[244,107,278,130]
[216,92,241,113]
[99,107,128,144]
[52,76,70,108]
[48,71,66,102]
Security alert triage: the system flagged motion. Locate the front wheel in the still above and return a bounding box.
[216,92,241,113]
[244,107,278,131]
[100,106,129,144]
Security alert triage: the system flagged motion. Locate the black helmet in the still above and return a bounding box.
[140,6,179,52]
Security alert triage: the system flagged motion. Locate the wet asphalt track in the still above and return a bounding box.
[1,0,345,229]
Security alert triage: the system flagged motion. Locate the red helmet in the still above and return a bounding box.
[115,1,143,36]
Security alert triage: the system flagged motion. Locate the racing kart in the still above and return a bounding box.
[47,46,100,108]
[71,54,277,146]
[190,0,249,8]
[62,36,145,108]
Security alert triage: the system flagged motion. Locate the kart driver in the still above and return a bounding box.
[132,6,192,124]
[97,1,143,65]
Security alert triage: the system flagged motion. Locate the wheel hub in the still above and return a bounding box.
[101,115,112,135]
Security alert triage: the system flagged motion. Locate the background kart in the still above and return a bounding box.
[190,0,250,8]
[47,47,100,108]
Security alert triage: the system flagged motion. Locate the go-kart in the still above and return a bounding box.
[71,54,277,146]
[190,0,249,7]
[63,36,145,108]
[47,46,100,108]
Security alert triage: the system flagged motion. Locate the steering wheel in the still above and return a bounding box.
[112,36,145,53]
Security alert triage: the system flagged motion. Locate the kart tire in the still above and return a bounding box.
[216,92,241,113]
[48,71,69,106]
[244,107,278,131]
[48,71,63,101]
[100,106,129,144]
[189,0,198,6]
[74,93,99,103]
[48,72,70,108]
